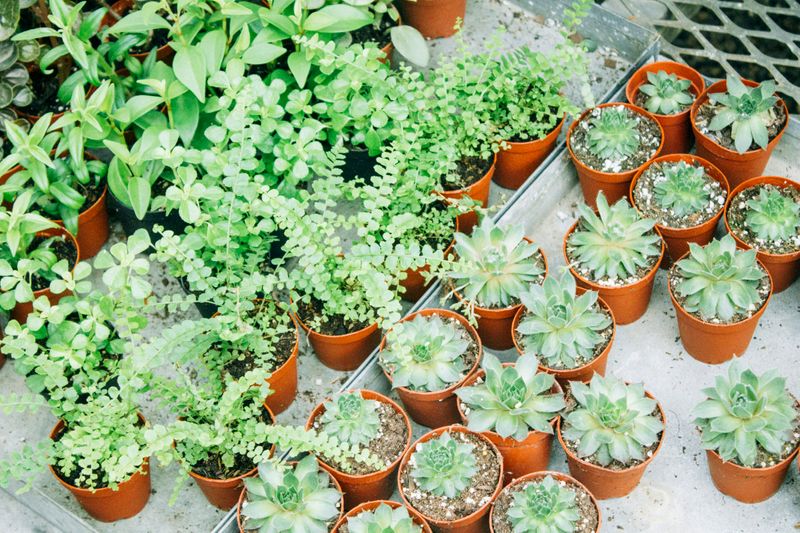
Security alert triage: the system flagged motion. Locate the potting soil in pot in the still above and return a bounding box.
[694,100,786,153]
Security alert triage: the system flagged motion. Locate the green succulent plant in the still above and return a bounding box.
[568,192,662,281]
[242,456,341,533]
[653,161,712,218]
[673,235,766,321]
[744,187,800,242]
[516,269,612,369]
[319,392,380,448]
[562,375,663,467]
[506,475,581,533]
[585,106,641,161]
[409,431,478,498]
[456,353,565,441]
[638,71,694,115]
[379,313,469,392]
[449,219,545,308]
[708,75,779,154]
[0,0,39,129]
[692,362,796,467]
[345,503,422,533]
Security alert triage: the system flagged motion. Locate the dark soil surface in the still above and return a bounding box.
[491,476,599,533]
[130,29,171,55]
[694,99,786,152]
[400,431,501,522]
[726,184,800,255]
[29,235,78,291]
[296,298,370,336]
[633,83,697,116]
[441,155,494,191]
[350,16,392,49]
[631,161,727,229]
[26,71,70,117]
[222,310,296,379]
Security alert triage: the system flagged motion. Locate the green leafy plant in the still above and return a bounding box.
[653,161,712,217]
[456,353,565,441]
[319,392,380,447]
[692,362,796,466]
[409,431,477,498]
[744,187,800,241]
[562,374,663,466]
[516,268,612,369]
[506,475,581,533]
[707,75,779,154]
[672,235,766,321]
[638,71,693,115]
[585,107,640,161]
[345,503,422,533]
[567,192,661,281]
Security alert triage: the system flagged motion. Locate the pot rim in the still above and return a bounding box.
[293,302,379,342]
[704,441,800,473]
[501,114,566,149]
[437,152,498,198]
[625,60,706,120]
[331,499,432,533]
[31,226,81,298]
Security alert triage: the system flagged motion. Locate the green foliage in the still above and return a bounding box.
[562,375,663,467]
[673,235,765,321]
[319,392,380,447]
[0,0,38,128]
[744,187,800,241]
[517,269,611,369]
[456,353,565,441]
[346,502,422,533]
[585,107,640,160]
[708,76,779,153]
[692,362,796,466]
[410,431,477,498]
[653,161,712,217]
[507,475,580,533]
[638,71,693,115]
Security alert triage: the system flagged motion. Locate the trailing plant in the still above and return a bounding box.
[653,161,712,217]
[456,353,565,441]
[506,475,581,533]
[319,392,380,447]
[638,71,693,115]
[409,431,477,498]
[707,75,779,154]
[744,187,800,241]
[345,502,422,533]
[585,106,640,161]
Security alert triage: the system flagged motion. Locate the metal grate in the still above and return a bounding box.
[599,0,800,114]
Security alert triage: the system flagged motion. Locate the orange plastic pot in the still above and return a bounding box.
[52,185,110,259]
[457,366,562,484]
[625,61,705,155]
[489,470,602,533]
[705,447,799,503]
[380,309,482,428]
[11,226,80,324]
[511,289,616,384]
[668,256,772,364]
[438,154,496,234]
[724,176,800,293]
[630,154,730,266]
[493,116,565,190]
[567,103,665,209]
[398,0,466,39]
[691,79,788,189]
[332,500,432,532]
[49,415,150,522]
[306,390,412,510]
[557,392,665,499]
[263,322,299,415]
[400,216,458,302]
[294,313,380,371]
[398,425,503,533]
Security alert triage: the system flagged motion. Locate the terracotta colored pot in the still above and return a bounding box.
[457,366,562,484]
[398,425,503,533]
[563,220,664,325]
[107,0,175,62]
[294,312,380,371]
[400,216,458,302]
[438,154,496,234]
[625,61,705,155]
[557,391,665,499]
[49,414,150,522]
[630,154,730,266]
[379,308,482,428]
[331,499,432,532]
[398,0,466,39]
[236,462,345,532]
[489,470,602,533]
[306,390,412,510]
[668,255,772,364]
[493,116,565,190]
[567,103,665,209]
[264,320,299,415]
[11,227,81,324]
[511,288,616,384]
[691,79,789,189]
[52,185,109,259]
[705,446,799,503]
[724,176,800,293]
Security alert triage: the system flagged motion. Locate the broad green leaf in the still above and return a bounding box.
[173,46,206,103]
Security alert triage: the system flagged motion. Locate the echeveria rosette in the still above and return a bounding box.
[345,503,422,533]
[506,475,580,533]
[409,431,478,498]
[673,235,766,321]
[319,392,380,448]
[654,161,712,218]
[517,269,612,370]
[562,375,663,467]
[585,107,640,161]
[744,187,800,242]
[639,71,694,115]
[707,76,779,154]
[692,362,796,467]
[456,353,565,441]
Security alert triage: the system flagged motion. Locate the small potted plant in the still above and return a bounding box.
[625,61,705,154]
[398,0,466,39]
[691,75,788,187]
[723,176,800,293]
[455,353,565,483]
[446,219,547,349]
[557,374,665,499]
[630,154,729,264]
[512,268,615,384]
[397,426,503,533]
[236,456,344,533]
[692,362,799,503]
[563,192,664,324]
[331,500,432,533]
[668,235,772,364]
[489,471,601,533]
[566,103,664,208]
[306,390,412,508]
[378,309,481,428]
